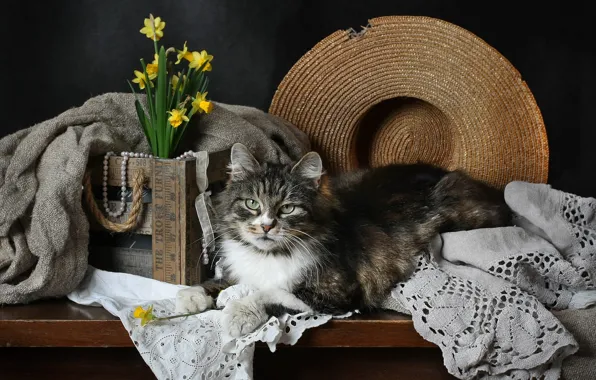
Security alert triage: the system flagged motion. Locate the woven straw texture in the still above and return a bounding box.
[269,16,549,189]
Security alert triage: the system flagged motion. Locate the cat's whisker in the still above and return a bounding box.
[208,233,242,270]
[286,228,333,266]
[283,236,317,287]
[285,234,321,286]
[286,228,327,248]
[282,236,312,284]
[188,227,237,251]
[196,232,238,266]
[194,232,240,277]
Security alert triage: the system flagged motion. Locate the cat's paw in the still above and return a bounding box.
[222,298,268,337]
[175,287,214,313]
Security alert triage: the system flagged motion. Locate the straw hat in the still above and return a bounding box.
[269,16,549,189]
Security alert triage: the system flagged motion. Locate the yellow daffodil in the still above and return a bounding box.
[140,15,165,41]
[133,305,156,326]
[133,306,144,318]
[132,70,152,90]
[171,74,187,91]
[176,42,192,64]
[168,108,189,128]
[186,50,213,72]
[192,92,213,114]
[145,64,158,79]
[145,54,160,80]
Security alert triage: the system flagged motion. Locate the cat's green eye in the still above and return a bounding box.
[279,204,295,214]
[245,199,260,210]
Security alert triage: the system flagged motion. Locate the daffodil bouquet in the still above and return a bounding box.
[129,14,214,158]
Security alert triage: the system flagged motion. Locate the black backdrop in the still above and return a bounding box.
[2,1,595,196]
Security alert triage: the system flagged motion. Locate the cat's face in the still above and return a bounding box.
[217,144,327,253]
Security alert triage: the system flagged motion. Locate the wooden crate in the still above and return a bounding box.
[86,149,230,285]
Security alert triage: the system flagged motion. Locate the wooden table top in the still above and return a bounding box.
[0,298,433,348]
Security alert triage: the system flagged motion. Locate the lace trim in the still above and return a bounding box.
[392,257,578,379]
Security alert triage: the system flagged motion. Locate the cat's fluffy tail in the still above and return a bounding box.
[431,171,513,233]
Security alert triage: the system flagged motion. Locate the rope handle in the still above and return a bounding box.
[83,169,147,233]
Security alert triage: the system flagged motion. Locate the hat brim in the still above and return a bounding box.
[269,16,549,189]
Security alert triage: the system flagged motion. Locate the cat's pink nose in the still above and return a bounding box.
[261,221,276,233]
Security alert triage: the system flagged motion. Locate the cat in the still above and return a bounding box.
[176,143,512,337]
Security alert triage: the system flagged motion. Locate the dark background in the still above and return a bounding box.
[2,1,595,196]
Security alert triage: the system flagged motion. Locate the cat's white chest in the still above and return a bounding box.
[220,239,314,291]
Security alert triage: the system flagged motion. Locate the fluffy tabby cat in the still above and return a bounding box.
[176,143,511,336]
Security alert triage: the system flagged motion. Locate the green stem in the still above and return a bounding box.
[179,67,194,103]
[169,68,186,111]
[155,312,203,321]
[200,76,210,93]
[169,118,176,149]
[156,46,168,158]
[140,60,158,156]
[129,81,157,155]
[140,60,155,119]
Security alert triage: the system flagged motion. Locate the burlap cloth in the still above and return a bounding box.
[0,93,309,304]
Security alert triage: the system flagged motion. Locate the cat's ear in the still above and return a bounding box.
[229,143,259,180]
[291,152,323,186]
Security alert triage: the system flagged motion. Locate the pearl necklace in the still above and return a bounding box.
[102,150,199,217]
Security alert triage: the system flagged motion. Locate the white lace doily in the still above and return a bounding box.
[68,273,341,380]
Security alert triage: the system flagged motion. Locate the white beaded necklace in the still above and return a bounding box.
[102,150,199,217]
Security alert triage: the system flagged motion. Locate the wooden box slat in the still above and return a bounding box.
[151,158,203,284]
